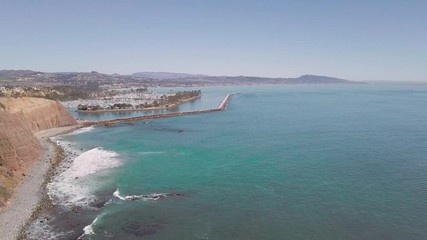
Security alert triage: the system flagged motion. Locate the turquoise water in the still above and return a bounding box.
[59,84,427,239]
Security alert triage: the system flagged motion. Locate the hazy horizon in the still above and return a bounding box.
[1,0,426,82]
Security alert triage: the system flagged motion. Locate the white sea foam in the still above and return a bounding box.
[83,216,98,235]
[113,189,178,201]
[48,148,121,208]
[25,221,74,240]
[77,215,101,239]
[113,189,126,200]
[66,147,120,178]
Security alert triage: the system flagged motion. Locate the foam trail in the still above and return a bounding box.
[113,189,126,200]
[83,216,98,235]
[77,215,100,239]
[113,189,183,201]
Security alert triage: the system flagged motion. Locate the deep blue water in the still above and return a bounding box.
[54,84,427,239]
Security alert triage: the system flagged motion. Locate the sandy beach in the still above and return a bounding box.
[0,125,78,240]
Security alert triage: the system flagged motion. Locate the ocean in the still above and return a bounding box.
[25,84,427,239]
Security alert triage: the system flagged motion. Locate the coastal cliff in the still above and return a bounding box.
[0,97,76,210]
[0,97,76,132]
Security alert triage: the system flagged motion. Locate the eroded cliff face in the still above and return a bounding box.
[0,97,76,132]
[0,97,76,209]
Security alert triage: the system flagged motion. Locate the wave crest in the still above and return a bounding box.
[48,147,121,208]
[113,189,183,201]
[67,147,120,178]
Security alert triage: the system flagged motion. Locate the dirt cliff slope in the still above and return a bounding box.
[0,97,76,132]
[0,97,76,209]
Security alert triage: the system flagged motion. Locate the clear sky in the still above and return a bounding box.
[1,0,426,81]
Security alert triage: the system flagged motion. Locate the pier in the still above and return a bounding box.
[80,93,238,127]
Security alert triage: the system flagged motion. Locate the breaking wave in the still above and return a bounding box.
[113,189,183,201]
[48,147,121,208]
[77,215,101,239]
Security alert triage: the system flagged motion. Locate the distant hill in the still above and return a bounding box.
[286,75,349,83]
[0,70,42,78]
[130,72,354,84]
[0,70,141,86]
[132,72,207,79]
[0,69,358,87]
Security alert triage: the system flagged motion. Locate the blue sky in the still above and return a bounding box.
[1,0,426,81]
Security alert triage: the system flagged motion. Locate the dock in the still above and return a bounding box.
[80,93,238,127]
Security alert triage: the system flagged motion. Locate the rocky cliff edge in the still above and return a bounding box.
[0,97,76,210]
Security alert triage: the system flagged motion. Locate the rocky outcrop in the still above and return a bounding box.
[0,97,76,209]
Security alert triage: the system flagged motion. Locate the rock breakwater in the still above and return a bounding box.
[82,93,238,127]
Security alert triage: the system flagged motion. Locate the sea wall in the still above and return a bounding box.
[0,97,76,210]
[83,93,238,127]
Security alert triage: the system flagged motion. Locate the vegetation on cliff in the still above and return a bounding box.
[0,84,107,101]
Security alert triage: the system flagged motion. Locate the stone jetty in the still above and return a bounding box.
[80,93,238,127]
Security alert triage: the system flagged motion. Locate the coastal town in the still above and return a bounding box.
[0,85,202,112]
[66,89,202,112]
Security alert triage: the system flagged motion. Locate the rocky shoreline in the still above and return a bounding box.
[18,127,116,240]
[0,126,78,240]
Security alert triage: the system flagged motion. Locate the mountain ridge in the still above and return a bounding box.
[0,69,358,86]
